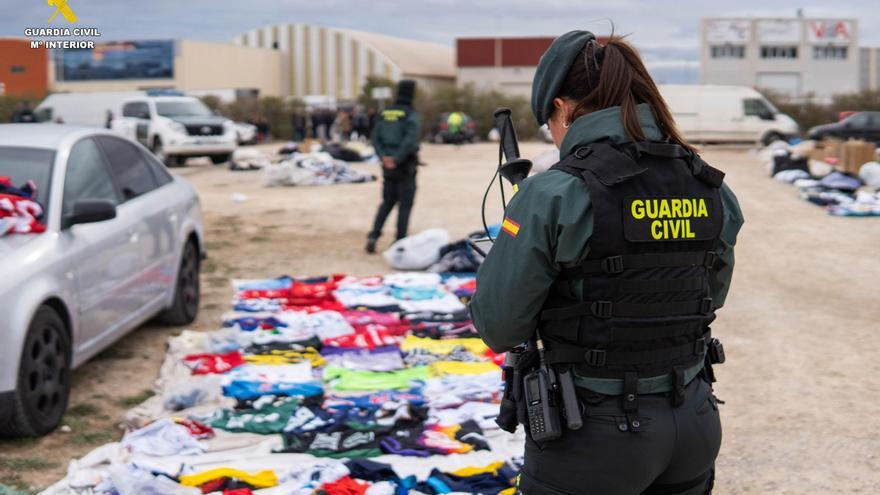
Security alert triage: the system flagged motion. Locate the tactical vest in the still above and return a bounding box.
[539,141,726,394]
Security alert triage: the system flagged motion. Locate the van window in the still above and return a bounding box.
[122,102,149,118]
[744,99,774,118]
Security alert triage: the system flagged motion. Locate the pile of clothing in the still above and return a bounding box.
[0,176,45,236]
[263,152,376,187]
[766,146,880,217]
[44,272,523,495]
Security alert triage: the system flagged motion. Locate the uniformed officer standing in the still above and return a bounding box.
[366,80,421,253]
[470,32,745,494]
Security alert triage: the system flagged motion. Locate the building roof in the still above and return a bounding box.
[338,28,455,78]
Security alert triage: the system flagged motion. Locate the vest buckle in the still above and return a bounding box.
[584,349,607,367]
[694,337,707,357]
[574,146,592,159]
[601,256,624,274]
[591,301,613,318]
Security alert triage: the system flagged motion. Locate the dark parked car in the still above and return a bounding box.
[431,112,477,144]
[808,111,880,142]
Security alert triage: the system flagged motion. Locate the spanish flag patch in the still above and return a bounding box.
[501,217,520,237]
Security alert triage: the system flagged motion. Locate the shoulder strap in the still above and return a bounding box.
[632,141,726,188]
[550,142,647,186]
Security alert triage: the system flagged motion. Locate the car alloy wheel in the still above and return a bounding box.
[179,242,200,321]
[20,312,69,433]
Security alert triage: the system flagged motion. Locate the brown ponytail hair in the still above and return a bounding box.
[554,35,695,153]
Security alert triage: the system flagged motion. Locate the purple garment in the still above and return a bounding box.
[321,345,405,371]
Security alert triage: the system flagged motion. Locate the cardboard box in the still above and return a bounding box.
[838,139,877,175]
[809,137,843,162]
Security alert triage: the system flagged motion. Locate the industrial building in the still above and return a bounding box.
[700,17,877,100]
[233,24,456,100]
[49,39,285,98]
[0,38,49,98]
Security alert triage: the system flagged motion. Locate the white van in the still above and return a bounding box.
[660,85,799,145]
[35,91,144,127]
[111,95,237,167]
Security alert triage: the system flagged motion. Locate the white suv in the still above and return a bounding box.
[112,96,237,167]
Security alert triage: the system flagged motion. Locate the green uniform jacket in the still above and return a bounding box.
[372,103,421,171]
[470,104,745,394]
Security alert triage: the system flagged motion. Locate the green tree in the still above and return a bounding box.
[358,75,396,111]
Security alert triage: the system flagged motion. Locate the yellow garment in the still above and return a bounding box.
[244,348,326,367]
[450,461,506,477]
[179,468,277,488]
[499,488,516,495]
[430,361,500,377]
[400,335,488,355]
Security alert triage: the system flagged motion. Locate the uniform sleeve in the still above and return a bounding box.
[709,183,745,310]
[469,172,593,353]
[392,111,421,165]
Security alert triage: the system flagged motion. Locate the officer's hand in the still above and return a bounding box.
[382,156,396,170]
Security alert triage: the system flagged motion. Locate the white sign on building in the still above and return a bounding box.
[706,20,751,43]
[806,20,853,45]
[756,19,801,43]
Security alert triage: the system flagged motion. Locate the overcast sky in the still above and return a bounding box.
[4,1,879,84]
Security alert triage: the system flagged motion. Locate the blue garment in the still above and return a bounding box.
[236,276,293,291]
[222,380,323,401]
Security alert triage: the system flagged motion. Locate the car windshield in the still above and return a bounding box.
[0,146,55,209]
[155,100,213,118]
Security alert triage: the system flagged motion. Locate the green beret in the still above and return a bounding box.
[531,30,596,126]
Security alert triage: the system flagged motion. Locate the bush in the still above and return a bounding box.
[0,95,39,123]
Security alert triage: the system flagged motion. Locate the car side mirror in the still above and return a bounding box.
[66,199,116,228]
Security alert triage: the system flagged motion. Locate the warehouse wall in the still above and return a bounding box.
[175,40,284,96]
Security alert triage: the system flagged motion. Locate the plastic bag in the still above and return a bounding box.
[383,229,450,270]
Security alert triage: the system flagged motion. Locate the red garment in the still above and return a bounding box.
[182,351,245,375]
[175,418,215,439]
[485,350,506,366]
[0,193,45,235]
[199,478,228,494]
[223,489,253,495]
[320,476,369,495]
[323,325,408,349]
[281,300,347,313]
[238,275,345,301]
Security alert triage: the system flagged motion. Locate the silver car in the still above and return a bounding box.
[0,124,205,437]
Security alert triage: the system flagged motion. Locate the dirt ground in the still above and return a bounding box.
[1,142,879,493]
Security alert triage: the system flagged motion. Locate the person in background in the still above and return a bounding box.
[470,31,744,494]
[365,80,421,254]
[366,107,378,140]
[292,110,307,142]
[105,110,114,129]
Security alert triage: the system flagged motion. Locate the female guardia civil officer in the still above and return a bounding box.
[470,31,744,494]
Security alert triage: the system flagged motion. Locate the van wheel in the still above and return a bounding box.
[0,307,70,437]
[762,132,786,146]
[156,240,200,325]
